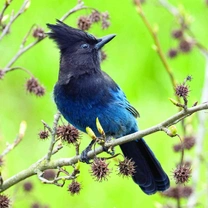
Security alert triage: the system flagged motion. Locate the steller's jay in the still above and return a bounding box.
[47,20,170,195]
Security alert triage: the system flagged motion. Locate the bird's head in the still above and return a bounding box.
[47,20,115,84]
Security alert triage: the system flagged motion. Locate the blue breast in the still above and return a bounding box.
[54,72,138,138]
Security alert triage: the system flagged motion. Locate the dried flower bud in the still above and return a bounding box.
[31,203,41,208]
[173,165,191,184]
[117,158,136,177]
[38,130,49,140]
[101,12,110,29]
[179,39,192,53]
[77,16,92,31]
[182,186,193,198]
[23,181,33,192]
[162,187,181,199]
[0,70,5,79]
[162,186,193,199]
[68,181,81,195]
[101,19,110,30]
[90,158,111,182]
[175,84,189,98]
[101,11,110,20]
[133,0,146,4]
[0,158,4,166]
[56,124,80,145]
[183,136,195,150]
[33,27,45,39]
[100,50,107,62]
[171,29,183,39]
[35,86,45,96]
[168,49,178,58]
[173,143,182,152]
[43,170,56,180]
[186,75,192,82]
[26,77,45,97]
[0,194,10,208]
[90,10,101,23]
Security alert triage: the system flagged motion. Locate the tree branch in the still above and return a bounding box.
[0,102,208,193]
[0,0,30,41]
[2,1,87,71]
[134,1,177,91]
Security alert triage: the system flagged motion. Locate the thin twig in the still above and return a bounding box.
[4,38,41,69]
[0,102,208,193]
[4,66,33,76]
[135,2,177,92]
[46,112,61,162]
[0,0,29,41]
[2,1,87,71]
[0,121,27,159]
[59,1,87,21]
[0,0,13,24]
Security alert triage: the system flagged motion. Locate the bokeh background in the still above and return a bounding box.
[0,0,208,207]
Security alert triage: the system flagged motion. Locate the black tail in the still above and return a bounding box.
[120,139,170,195]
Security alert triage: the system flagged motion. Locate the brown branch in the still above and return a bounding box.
[46,112,61,162]
[2,1,88,72]
[0,102,208,193]
[134,2,178,94]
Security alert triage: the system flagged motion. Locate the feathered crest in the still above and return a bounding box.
[46,20,97,50]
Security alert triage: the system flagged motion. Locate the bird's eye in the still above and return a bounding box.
[81,43,89,49]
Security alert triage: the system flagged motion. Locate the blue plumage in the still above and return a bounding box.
[47,20,170,195]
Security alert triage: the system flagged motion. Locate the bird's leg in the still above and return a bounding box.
[80,139,95,163]
[98,136,115,156]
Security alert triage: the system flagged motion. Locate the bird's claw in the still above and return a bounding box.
[102,146,115,156]
[80,149,91,164]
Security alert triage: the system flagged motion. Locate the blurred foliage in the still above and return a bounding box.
[0,0,208,207]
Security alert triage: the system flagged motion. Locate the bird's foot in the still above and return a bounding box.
[102,145,115,156]
[80,149,91,164]
[80,140,95,164]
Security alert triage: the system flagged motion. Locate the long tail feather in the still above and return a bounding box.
[120,139,170,195]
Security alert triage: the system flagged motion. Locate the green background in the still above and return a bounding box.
[0,0,207,207]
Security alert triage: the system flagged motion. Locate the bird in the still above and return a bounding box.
[47,20,170,195]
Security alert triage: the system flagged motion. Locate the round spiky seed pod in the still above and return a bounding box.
[179,39,192,53]
[56,124,80,145]
[162,186,193,199]
[23,181,33,192]
[31,202,41,208]
[38,130,49,140]
[43,170,56,180]
[175,84,189,98]
[0,194,10,208]
[90,158,111,182]
[117,157,136,177]
[171,29,183,39]
[183,136,195,150]
[168,49,178,58]
[68,181,81,195]
[173,165,191,184]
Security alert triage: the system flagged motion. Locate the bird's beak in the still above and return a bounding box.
[95,34,116,50]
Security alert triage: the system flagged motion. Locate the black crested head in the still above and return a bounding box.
[46,20,116,85]
[47,20,98,52]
